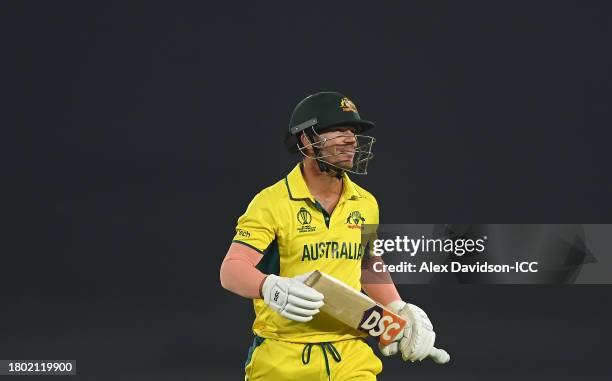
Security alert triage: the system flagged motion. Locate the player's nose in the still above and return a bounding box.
[345,137,357,148]
[340,131,357,146]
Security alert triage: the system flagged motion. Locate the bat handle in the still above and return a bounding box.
[429,347,450,364]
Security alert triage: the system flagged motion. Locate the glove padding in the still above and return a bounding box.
[261,273,324,322]
[379,301,436,362]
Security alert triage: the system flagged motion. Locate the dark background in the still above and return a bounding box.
[1,1,611,380]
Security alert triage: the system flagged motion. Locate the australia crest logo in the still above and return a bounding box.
[339,97,358,113]
[346,210,365,229]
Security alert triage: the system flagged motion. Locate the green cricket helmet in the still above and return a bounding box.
[284,91,376,175]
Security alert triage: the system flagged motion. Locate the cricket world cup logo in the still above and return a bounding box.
[297,207,316,233]
[297,207,312,225]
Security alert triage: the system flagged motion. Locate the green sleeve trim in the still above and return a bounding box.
[255,239,280,276]
[232,240,265,254]
[233,240,280,276]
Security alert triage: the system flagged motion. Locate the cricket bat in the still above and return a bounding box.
[304,270,450,364]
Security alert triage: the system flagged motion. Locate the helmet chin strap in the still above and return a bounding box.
[318,161,344,179]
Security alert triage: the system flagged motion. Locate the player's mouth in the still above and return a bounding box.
[335,153,354,164]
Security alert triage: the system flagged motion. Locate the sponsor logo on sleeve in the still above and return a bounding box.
[236,228,251,238]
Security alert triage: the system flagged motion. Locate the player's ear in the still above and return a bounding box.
[299,132,314,155]
[299,132,309,147]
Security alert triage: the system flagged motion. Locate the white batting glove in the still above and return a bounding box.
[379,301,436,362]
[378,339,400,357]
[261,273,324,322]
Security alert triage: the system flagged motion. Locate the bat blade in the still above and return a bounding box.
[304,270,450,364]
[304,270,405,346]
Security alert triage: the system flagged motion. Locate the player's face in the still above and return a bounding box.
[317,126,357,170]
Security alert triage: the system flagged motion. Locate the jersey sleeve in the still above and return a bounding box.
[232,191,276,253]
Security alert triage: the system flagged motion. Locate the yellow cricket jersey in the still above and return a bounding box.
[232,163,379,343]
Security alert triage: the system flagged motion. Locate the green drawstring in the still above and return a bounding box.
[302,342,342,379]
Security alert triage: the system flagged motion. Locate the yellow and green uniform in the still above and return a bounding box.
[233,163,382,380]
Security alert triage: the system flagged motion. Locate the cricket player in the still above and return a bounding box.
[220,92,440,380]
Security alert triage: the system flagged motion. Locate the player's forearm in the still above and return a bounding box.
[361,280,402,306]
[361,256,402,305]
[219,257,266,299]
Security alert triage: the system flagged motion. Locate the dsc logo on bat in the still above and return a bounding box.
[358,306,406,346]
